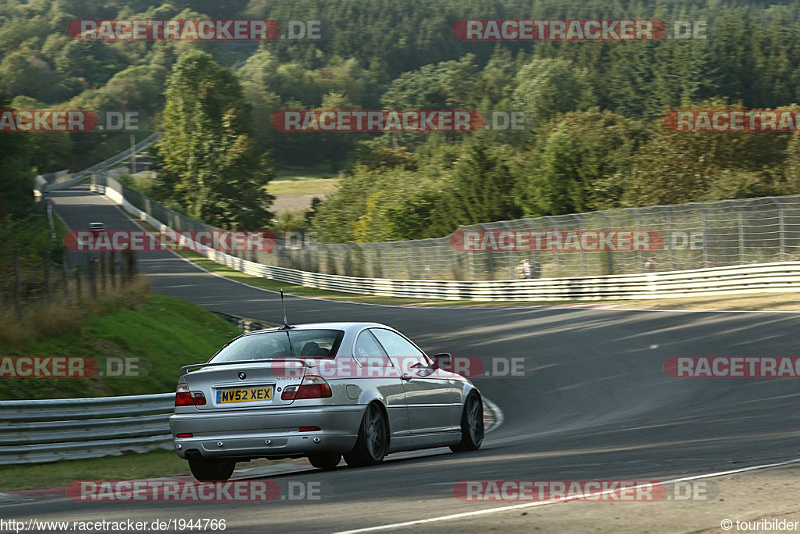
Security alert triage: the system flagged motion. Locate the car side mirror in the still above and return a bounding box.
[431,353,452,371]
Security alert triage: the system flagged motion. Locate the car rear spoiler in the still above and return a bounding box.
[180,358,311,376]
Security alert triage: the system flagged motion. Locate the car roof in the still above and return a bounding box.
[243,322,390,336]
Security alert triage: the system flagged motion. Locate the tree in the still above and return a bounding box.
[0,51,55,101]
[624,100,791,206]
[521,110,646,216]
[158,51,273,229]
[436,138,521,232]
[0,93,34,218]
[512,58,593,125]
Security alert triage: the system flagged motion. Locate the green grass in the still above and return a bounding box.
[0,450,191,492]
[274,168,337,180]
[267,176,340,196]
[0,294,241,400]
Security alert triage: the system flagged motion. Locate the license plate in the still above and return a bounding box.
[216,386,273,404]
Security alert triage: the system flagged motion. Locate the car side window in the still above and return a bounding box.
[354,330,393,368]
[371,328,429,368]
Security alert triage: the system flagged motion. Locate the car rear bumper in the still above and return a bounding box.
[169,405,364,459]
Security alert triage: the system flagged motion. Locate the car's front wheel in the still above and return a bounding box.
[344,403,388,467]
[188,459,236,481]
[308,453,342,470]
[450,392,484,452]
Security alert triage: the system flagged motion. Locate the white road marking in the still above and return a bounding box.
[333,457,800,533]
[483,397,504,433]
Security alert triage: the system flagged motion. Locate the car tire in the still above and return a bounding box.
[308,453,342,470]
[450,392,484,452]
[188,459,236,481]
[344,403,388,467]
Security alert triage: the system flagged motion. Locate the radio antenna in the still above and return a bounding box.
[279,289,294,355]
[279,289,293,330]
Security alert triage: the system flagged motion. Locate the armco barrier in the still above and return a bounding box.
[84,172,800,297]
[96,186,800,301]
[0,393,174,465]
[42,134,160,192]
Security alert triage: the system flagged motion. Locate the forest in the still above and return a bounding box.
[2,0,800,242]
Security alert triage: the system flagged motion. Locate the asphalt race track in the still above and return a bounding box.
[7,186,800,532]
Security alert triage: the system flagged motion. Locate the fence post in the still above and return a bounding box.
[42,250,51,296]
[468,250,475,281]
[690,202,710,268]
[546,216,562,276]
[500,221,514,279]
[735,201,745,264]
[530,219,539,279]
[100,253,107,291]
[598,212,613,275]
[573,214,586,275]
[109,252,116,288]
[62,264,69,305]
[125,250,137,280]
[657,206,675,270]
[770,197,785,261]
[88,260,97,298]
[628,208,643,273]
[75,266,82,302]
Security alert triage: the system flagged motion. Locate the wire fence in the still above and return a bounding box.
[94,173,800,280]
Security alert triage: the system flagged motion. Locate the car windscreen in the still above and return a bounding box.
[210,329,344,363]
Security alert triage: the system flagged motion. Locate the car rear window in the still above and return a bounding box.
[210,329,344,363]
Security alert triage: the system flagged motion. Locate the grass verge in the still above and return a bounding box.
[0,293,241,399]
[0,450,190,492]
[267,176,340,196]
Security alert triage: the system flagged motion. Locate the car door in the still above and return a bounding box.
[370,328,459,435]
[352,329,410,437]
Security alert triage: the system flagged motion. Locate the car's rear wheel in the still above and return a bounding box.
[450,392,484,452]
[308,453,342,470]
[344,403,388,467]
[188,459,236,481]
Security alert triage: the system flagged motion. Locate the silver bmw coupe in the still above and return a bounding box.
[170,322,484,481]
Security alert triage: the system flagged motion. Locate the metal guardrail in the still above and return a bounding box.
[96,171,800,279]
[0,393,174,465]
[42,134,161,192]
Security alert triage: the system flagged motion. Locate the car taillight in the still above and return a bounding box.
[281,375,332,400]
[175,383,206,406]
